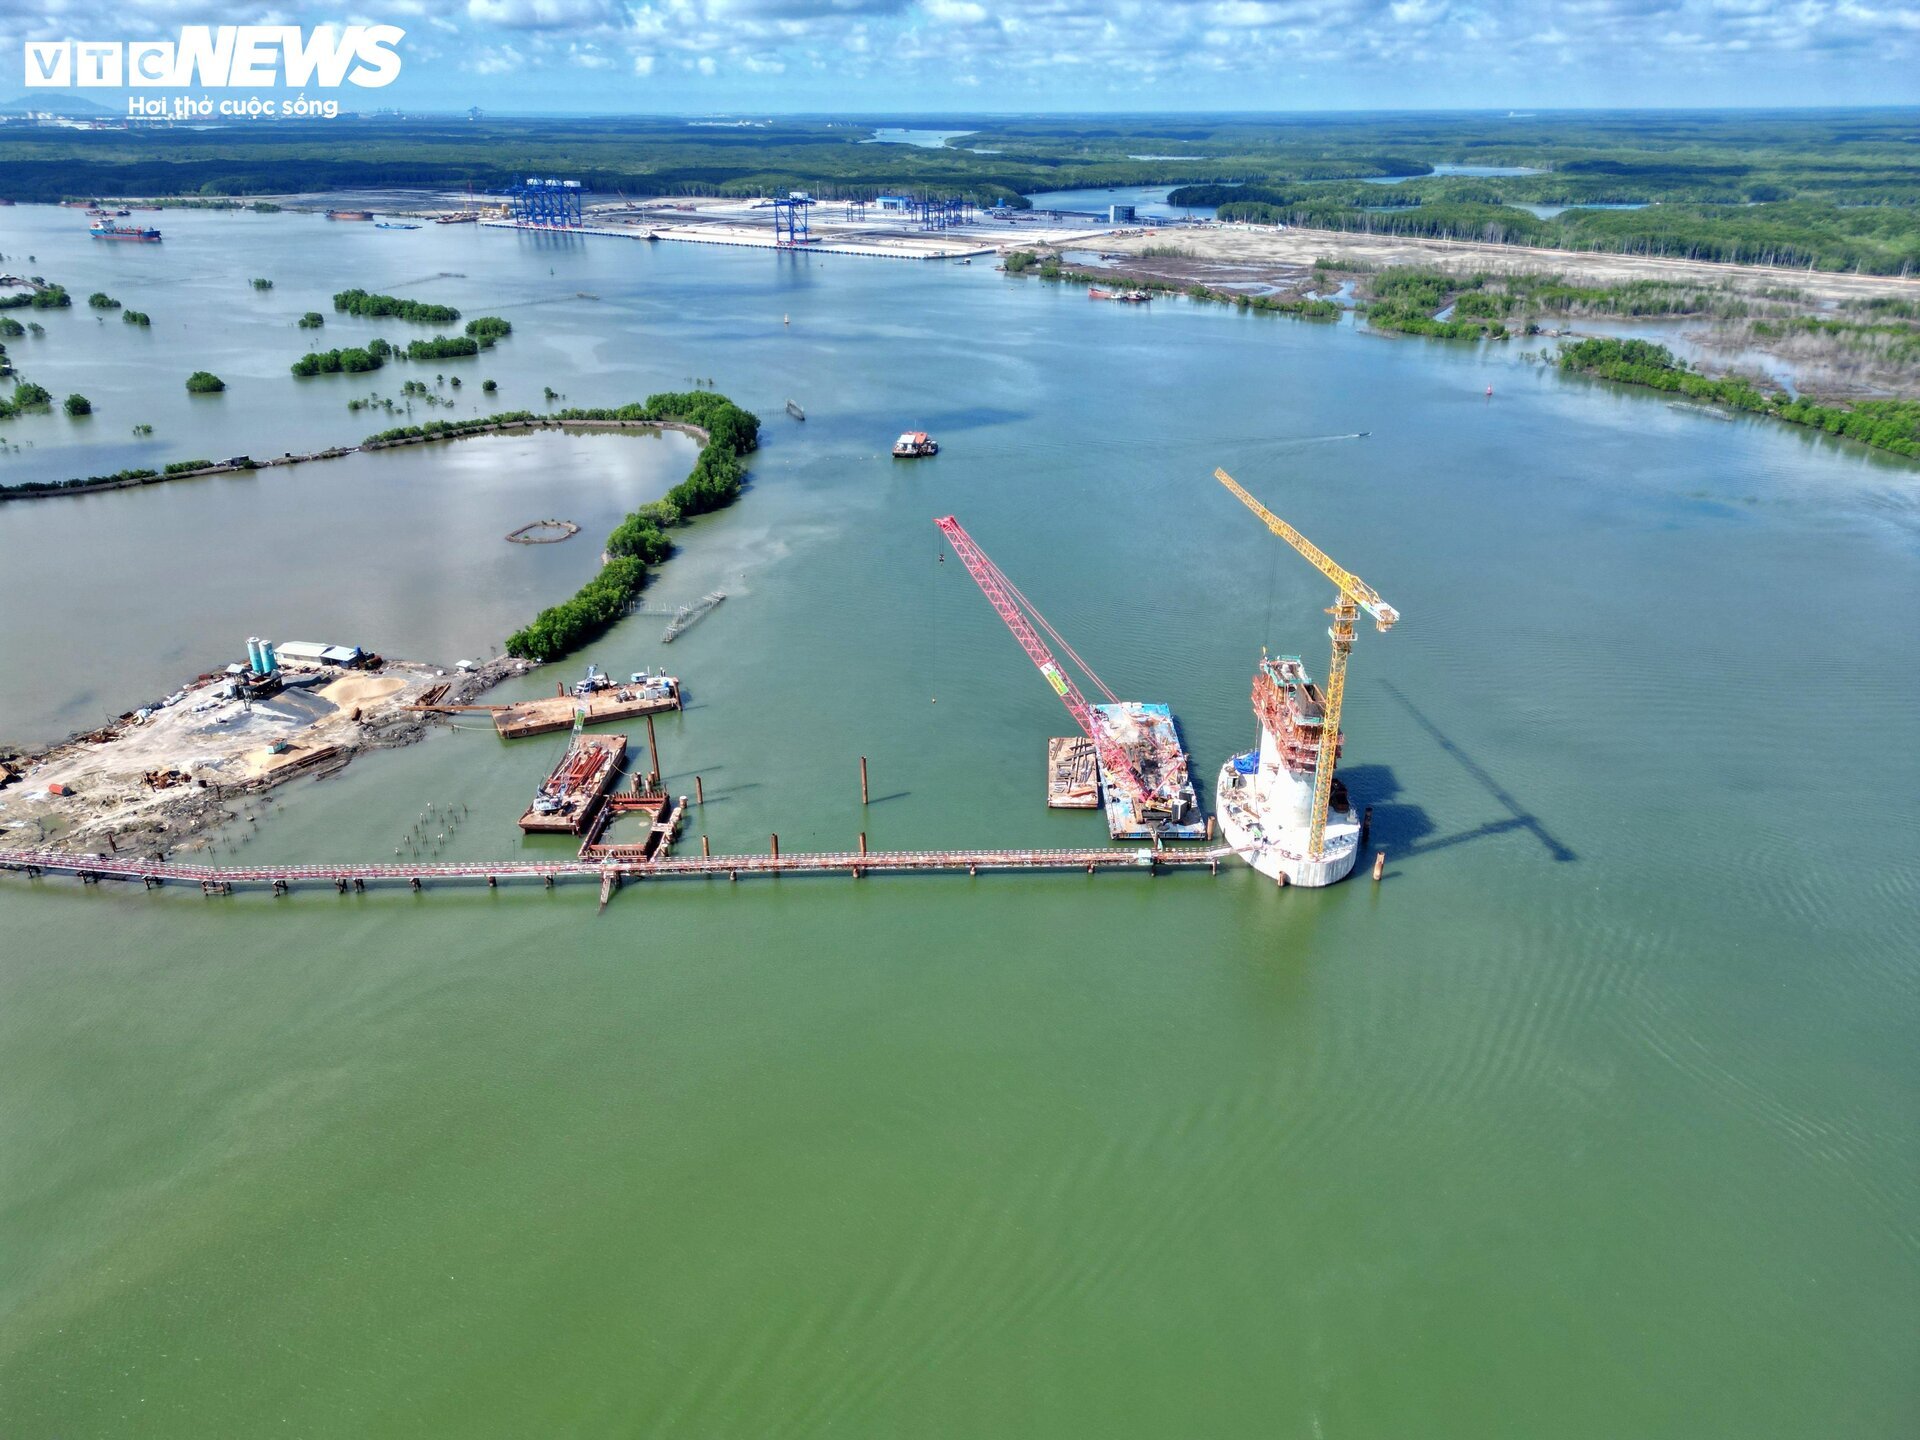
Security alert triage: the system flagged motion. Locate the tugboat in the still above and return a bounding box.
[89,219,162,243]
[892,430,939,458]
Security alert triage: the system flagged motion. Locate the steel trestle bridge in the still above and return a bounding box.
[0,844,1235,903]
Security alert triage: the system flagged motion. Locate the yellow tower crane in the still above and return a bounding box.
[1213,467,1401,862]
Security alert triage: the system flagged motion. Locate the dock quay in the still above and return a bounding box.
[519,734,625,834]
[1047,736,1100,808]
[647,222,996,260]
[479,219,657,241]
[0,843,1238,903]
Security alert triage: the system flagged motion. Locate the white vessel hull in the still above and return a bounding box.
[1215,758,1360,888]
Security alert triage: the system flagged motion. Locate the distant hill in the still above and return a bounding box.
[0,92,118,117]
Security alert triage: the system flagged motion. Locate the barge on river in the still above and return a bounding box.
[89,221,161,242]
[519,734,625,834]
[492,672,680,739]
[1091,702,1206,841]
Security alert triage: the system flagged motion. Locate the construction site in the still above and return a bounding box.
[0,430,1396,899]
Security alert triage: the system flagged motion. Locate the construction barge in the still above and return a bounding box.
[518,734,626,834]
[490,672,680,739]
[1092,702,1206,841]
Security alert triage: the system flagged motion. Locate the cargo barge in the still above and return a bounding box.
[325,209,374,222]
[518,734,626,834]
[492,671,680,740]
[89,221,161,243]
[1046,735,1099,809]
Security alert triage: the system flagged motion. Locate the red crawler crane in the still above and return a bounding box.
[935,515,1169,821]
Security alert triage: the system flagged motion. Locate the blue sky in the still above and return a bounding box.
[5,0,1918,113]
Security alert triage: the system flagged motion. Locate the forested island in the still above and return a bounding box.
[360,391,759,661]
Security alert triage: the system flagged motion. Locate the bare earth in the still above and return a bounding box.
[0,657,529,855]
[1108,224,1920,303]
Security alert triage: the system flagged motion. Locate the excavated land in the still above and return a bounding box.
[0,655,531,856]
[1099,225,1920,304]
[1054,226,1920,401]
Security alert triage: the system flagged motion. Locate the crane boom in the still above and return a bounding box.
[1213,468,1398,630]
[1213,468,1399,862]
[934,516,1153,811]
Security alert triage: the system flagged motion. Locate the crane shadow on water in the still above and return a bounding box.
[1361,681,1578,864]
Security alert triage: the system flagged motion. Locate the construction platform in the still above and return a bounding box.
[518,734,625,834]
[1047,736,1100,808]
[491,678,681,739]
[577,790,685,862]
[1093,702,1208,841]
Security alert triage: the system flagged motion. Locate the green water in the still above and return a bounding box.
[2,208,1917,1436]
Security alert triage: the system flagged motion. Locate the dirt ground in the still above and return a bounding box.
[1105,224,1920,304]
[0,656,529,856]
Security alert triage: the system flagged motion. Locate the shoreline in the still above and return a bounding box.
[0,418,710,503]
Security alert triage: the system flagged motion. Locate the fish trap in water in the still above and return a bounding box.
[506,519,581,545]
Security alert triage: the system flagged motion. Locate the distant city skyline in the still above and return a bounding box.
[3,1,1916,114]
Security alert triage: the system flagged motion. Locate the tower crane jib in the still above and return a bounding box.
[1212,468,1400,862]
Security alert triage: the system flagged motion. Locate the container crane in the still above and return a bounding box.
[1212,467,1399,861]
[934,515,1176,823]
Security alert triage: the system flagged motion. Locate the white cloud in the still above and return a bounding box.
[8,0,1908,104]
[464,44,524,74]
[465,0,626,28]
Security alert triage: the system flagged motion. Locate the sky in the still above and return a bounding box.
[4,0,1919,113]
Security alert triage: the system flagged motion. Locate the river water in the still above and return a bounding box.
[2,206,1916,1437]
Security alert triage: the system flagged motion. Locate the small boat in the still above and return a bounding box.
[90,220,162,243]
[893,430,938,458]
[786,400,806,421]
[325,209,374,222]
